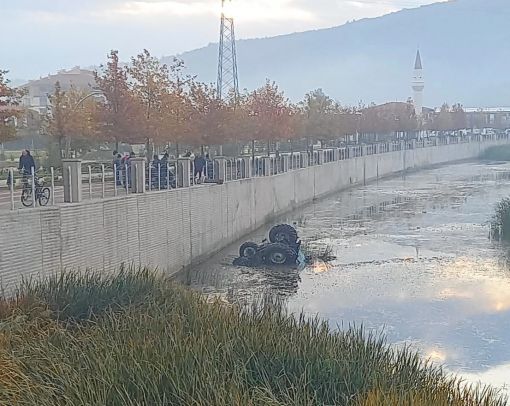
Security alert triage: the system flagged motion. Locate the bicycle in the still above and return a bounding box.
[20,171,51,207]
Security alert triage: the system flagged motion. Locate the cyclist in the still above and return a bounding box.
[18,149,36,184]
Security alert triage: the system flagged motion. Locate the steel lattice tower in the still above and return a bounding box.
[217,0,239,102]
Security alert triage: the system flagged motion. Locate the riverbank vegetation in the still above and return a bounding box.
[0,268,505,405]
[490,197,510,241]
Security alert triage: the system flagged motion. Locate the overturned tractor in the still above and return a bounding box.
[233,224,302,267]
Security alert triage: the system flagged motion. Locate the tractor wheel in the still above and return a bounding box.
[239,242,259,258]
[262,243,297,266]
[269,224,298,245]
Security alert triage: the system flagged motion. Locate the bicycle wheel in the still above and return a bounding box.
[21,188,33,207]
[38,188,51,206]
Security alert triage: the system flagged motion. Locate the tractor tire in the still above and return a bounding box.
[269,224,298,245]
[261,243,297,266]
[239,242,259,258]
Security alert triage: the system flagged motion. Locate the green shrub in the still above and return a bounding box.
[0,268,505,406]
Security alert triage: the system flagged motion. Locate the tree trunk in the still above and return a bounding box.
[145,137,151,160]
[58,137,64,159]
[251,140,255,162]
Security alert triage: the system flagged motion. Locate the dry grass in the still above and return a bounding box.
[0,267,505,406]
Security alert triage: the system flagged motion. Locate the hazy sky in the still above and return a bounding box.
[1,0,444,81]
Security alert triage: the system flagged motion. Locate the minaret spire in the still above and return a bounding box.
[412,49,424,117]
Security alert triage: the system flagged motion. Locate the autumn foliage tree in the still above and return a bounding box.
[243,80,294,152]
[94,50,140,150]
[0,70,24,142]
[46,82,98,159]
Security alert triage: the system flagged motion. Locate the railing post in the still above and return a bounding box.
[242,157,252,178]
[101,164,105,199]
[50,167,55,206]
[299,152,309,168]
[31,167,36,208]
[177,157,191,187]
[148,162,152,191]
[9,168,14,210]
[213,157,227,182]
[282,155,290,172]
[114,164,118,197]
[158,163,161,190]
[62,159,82,203]
[88,165,92,200]
[333,148,340,161]
[130,157,146,193]
[262,157,271,176]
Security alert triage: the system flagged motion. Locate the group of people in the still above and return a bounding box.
[111,150,213,189]
[148,153,174,188]
[112,151,136,187]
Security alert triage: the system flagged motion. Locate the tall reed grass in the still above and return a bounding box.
[0,267,506,405]
[490,198,510,241]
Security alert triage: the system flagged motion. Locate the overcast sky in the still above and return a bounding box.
[1,0,444,81]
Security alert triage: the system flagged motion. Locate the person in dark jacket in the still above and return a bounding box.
[18,149,36,174]
[113,153,122,185]
[194,154,206,183]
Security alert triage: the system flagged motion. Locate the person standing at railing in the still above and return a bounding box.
[113,153,122,186]
[194,154,206,184]
[205,153,213,180]
[160,152,169,188]
[151,154,160,188]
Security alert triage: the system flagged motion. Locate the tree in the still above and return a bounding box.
[0,70,24,142]
[244,80,294,153]
[45,82,98,159]
[299,89,338,144]
[187,82,230,148]
[451,103,467,130]
[432,103,454,133]
[94,50,140,150]
[127,49,173,155]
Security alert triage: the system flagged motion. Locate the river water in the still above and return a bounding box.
[177,161,510,393]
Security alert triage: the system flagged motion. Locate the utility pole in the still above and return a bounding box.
[217,0,239,103]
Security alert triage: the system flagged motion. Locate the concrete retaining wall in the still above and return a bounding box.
[0,139,504,289]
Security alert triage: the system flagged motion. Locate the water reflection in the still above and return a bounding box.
[179,161,510,391]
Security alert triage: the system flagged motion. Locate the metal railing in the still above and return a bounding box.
[1,132,508,212]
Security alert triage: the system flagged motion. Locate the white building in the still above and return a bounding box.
[21,67,95,116]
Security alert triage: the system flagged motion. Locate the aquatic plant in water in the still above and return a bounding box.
[490,198,510,241]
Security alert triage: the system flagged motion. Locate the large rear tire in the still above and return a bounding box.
[262,243,297,266]
[269,224,298,245]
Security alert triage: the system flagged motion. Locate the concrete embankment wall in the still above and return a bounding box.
[0,139,504,289]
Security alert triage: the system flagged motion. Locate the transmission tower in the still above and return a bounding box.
[217,0,239,102]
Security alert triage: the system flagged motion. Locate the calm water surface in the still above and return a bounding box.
[178,161,510,393]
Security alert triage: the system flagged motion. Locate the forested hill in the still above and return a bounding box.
[164,0,510,107]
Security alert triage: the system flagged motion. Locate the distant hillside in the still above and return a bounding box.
[164,0,510,107]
